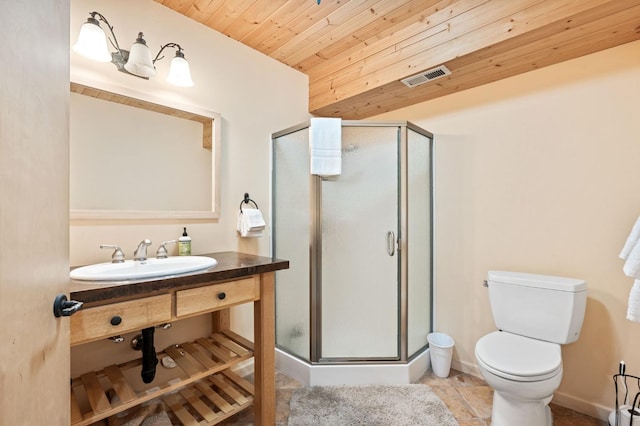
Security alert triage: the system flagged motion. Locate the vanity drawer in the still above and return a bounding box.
[70,294,172,345]
[175,276,259,318]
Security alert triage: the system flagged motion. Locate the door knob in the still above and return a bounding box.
[53,294,83,317]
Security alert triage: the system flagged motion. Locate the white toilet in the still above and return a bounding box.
[474,271,587,426]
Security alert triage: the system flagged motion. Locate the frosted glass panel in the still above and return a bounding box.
[321,126,399,359]
[273,121,433,364]
[273,128,311,361]
[407,129,432,356]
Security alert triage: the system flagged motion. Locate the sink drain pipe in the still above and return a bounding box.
[140,327,158,383]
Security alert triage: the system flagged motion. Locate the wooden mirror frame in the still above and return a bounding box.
[70,81,221,221]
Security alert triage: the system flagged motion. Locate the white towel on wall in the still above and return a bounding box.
[620,216,640,259]
[242,230,263,238]
[237,208,266,238]
[628,280,640,322]
[310,117,342,176]
[624,240,640,279]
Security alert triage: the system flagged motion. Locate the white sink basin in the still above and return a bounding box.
[70,256,217,281]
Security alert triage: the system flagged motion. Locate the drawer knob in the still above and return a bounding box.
[217,292,226,300]
[110,316,123,326]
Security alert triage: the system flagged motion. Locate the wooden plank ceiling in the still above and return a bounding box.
[155,0,640,119]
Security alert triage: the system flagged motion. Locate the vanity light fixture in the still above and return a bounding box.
[73,11,194,87]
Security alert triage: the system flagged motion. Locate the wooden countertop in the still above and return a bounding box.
[70,251,289,305]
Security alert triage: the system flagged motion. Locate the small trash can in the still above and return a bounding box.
[427,332,455,378]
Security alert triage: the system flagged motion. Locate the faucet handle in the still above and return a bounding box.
[100,244,125,263]
[156,240,177,259]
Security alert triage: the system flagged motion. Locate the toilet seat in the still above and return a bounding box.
[476,331,562,382]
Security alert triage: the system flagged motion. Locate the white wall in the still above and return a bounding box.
[375,40,640,419]
[69,0,308,342]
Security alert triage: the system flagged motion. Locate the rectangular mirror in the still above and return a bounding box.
[70,82,220,221]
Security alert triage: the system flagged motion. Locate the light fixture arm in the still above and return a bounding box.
[152,43,184,65]
[88,11,125,58]
[74,11,194,87]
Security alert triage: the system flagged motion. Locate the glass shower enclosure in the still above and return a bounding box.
[272,121,433,365]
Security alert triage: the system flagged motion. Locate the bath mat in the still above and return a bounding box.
[288,384,459,425]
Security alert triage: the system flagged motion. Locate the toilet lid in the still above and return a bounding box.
[475,331,562,381]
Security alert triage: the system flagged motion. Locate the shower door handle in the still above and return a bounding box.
[387,231,396,256]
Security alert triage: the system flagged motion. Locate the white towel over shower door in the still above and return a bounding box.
[320,126,399,359]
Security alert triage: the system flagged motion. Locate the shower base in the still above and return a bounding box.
[275,347,431,386]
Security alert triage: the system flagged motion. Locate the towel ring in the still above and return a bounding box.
[240,192,259,212]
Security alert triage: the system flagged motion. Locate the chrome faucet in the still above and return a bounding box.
[156,240,177,259]
[100,244,125,263]
[133,239,152,262]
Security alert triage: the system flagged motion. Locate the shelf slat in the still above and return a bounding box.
[164,393,200,426]
[104,364,137,404]
[221,369,255,395]
[182,341,219,370]
[180,387,218,422]
[209,374,249,405]
[195,381,235,414]
[221,329,254,351]
[80,371,111,415]
[165,345,205,377]
[211,334,250,356]
[196,337,232,362]
[70,387,83,423]
[71,331,254,426]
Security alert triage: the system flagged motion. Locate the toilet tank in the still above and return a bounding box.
[487,271,587,344]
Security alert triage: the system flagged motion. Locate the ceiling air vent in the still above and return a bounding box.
[401,65,451,88]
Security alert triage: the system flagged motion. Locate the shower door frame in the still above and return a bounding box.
[312,122,401,363]
[272,120,434,365]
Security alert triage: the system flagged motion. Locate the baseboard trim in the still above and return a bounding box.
[451,358,482,378]
[553,391,611,422]
[451,359,611,422]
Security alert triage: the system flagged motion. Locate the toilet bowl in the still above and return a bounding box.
[475,331,563,426]
[475,271,587,426]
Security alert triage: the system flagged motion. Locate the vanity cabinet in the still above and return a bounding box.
[69,252,287,426]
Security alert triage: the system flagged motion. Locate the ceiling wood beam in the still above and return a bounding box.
[312,3,640,118]
[308,0,633,113]
[156,0,640,119]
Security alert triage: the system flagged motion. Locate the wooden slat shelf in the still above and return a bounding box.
[70,332,254,426]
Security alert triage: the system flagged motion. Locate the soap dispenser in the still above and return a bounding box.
[178,227,191,256]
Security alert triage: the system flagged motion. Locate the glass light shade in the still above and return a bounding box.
[73,19,112,62]
[124,35,156,78]
[166,54,194,87]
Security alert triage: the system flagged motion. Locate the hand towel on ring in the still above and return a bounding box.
[237,208,266,238]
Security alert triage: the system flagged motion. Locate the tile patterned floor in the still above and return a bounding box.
[220,369,608,426]
[415,370,607,426]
